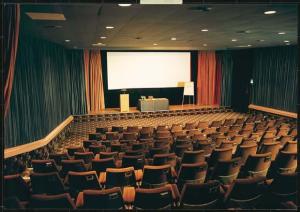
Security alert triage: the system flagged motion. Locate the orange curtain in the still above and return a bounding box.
[196,51,217,105]
[84,50,105,113]
[4,4,20,118]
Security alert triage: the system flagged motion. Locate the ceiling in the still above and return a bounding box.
[20,3,297,50]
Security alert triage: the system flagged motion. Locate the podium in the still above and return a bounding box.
[120,94,129,112]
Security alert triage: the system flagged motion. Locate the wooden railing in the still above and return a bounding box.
[4,116,74,159]
[248,104,297,119]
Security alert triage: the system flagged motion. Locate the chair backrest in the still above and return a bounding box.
[258,142,281,161]
[89,144,106,155]
[211,157,242,185]
[218,126,230,133]
[171,124,183,132]
[230,125,243,131]
[134,186,173,209]
[273,151,297,174]
[153,153,177,167]
[96,127,109,134]
[243,153,272,177]
[174,144,193,158]
[111,126,123,133]
[235,143,257,165]
[234,118,245,125]
[122,155,145,170]
[208,147,233,167]
[4,174,30,201]
[180,181,221,209]
[125,149,144,156]
[99,151,118,160]
[68,171,101,196]
[67,146,84,157]
[132,143,146,151]
[195,140,213,156]
[177,162,208,191]
[60,159,86,178]
[269,172,297,197]
[122,132,138,140]
[110,143,127,153]
[140,126,154,134]
[282,141,297,152]
[156,125,169,131]
[29,193,76,209]
[88,133,102,141]
[82,140,98,149]
[215,135,228,147]
[175,139,192,146]
[156,130,171,138]
[31,172,65,195]
[32,159,59,173]
[149,147,170,158]
[181,150,205,164]
[192,133,207,140]
[49,153,70,166]
[106,167,136,188]
[153,140,170,148]
[223,119,235,126]
[231,135,244,145]
[141,165,172,188]
[197,121,209,129]
[127,126,139,133]
[210,120,222,128]
[105,132,120,140]
[74,152,95,164]
[185,122,197,130]
[91,158,116,175]
[82,188,124,209]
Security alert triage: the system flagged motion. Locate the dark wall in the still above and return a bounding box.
[101,50,198,108]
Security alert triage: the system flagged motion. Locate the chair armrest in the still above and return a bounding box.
[75,192,84,208]
[165,184,180,202]
[94,154,100,160]
[134,169,143,182]
[98,172,106,184]
[170,167,177,179]
[123,186,136,204]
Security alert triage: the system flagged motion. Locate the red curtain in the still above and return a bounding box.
[4,4,20,118]
[196,51,217,105]
[214,56,222,105]
[84,50,105,113]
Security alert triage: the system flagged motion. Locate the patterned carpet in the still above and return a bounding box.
[55,112,248,153]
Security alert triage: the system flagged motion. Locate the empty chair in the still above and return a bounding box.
[155,130,172,139]
[60,160,87,178]
[125,149,144,156]
[219,141,238,154]
[105,167,137,188]
[235,143,258,165]
[141,165,173,188]
[99,152,118,160]
[96,126,109,134]
[153,140,170,148]
[152,153,177,167]
[282,141,297,152]
[226,130,239,138]
[192,133,207,140]
[243,123,255,131]
[184,122,197,130]
[197,121,209,129]
[241,138,257,146]
[260,135,275,144]
[181,150,205,164]
[156,125,169,131]
[4,174,30,201]
[89,144,106,155]
[139,132,152,139]
[240,129,252,138]
[223,119,235,126]
[132,143,146,151]
[122,132,138,141]
[171,124,183,132]
[76,188,124,209]
[276,128,289,137]
[208,147,233,168]
[288,128,297,137]
[231,135,244,145]
[174,144,193,158]
[134,186,175,209]
[111,126,123,133]
[140,126,154,135]
[278,135,293,148]
[215,135,228,147]
[67,146,84,157]
[111,143,127,153]
[202,127,217,135]
[126,126,139,133]
[105,132,120,141]
[180,181,222,209]
[241,153,272,178]
[230,125,243,131]
[194,140,213,156]
[177,162,208,191]
[148,146,170,158]
[68,171,101,197]
[174,138,192,146]
[91,158,116,175]
[210,157,242,185]
[82,140,98,149]
[271,151,297,174]
[224,176,267,209]
[49,153,70,166]
[30,172,66,195]
[122,155,145,170]
[74,152,94,164]
[172,130,187,138]
[235,118,245,125]
[29,193,76,209]
[88,133,102,141]
[210,120,222,128]
[258,142,281,161]
[218,126,230,133]
[32,159,59,173]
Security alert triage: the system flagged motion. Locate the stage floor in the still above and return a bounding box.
[89,104,220,115]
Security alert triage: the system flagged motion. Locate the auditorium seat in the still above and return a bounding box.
[194,140,213,157]
[104,167,137,188]
[76,188,124,209]
[152,153,177,167]
[96,126,109,134]
[122,155,145,170]
[31,159,59,173]
[148,146,170,158]
[197,121,209,129]
[110,143,127,153]
[67,146,84,157]
[88,133,102,141]
[258,142,281,161]
[223,176,267,209]
[282,140,297,152]
[180,150,205,164]
[49,153,70,166]
[153,140,170,148]
[223,119,235,126]
[219,141,238,154]
[29,193,76,209]
[230,125,243,131]
[111,126,123,133]
[234,118,245,125]
[240,153,272,178]
[126,126,140,133]
[30,172,66,195]
[74,152,94,164]
[179,181,223,209]
[105,132,120,141]
[141,165,174,188]
[208,147,233,168]
[174,138,192,146]
[4,174,30,201]
[174,144,193,158]
[99,151,118,160]
[131,143,146,151]
[210,120,222,128]
[122,132,138,141]
[88,144,106,155]
[218,126,230,133]
[140,126,154,135]
[82,140,98,149]
[192,133,207,140]
[60,159,87,178]
[226,130,239,138]
[92,158,116,176]
[156,125,169,131]
[234,143,257,165]
[270,151,297,175]
[125,149,145,156]
[215,135,228,147]
[171,124,183,132]
[177,162,208,191]
[184,122,197,130]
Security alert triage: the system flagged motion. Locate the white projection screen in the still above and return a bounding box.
[107,52,190,90]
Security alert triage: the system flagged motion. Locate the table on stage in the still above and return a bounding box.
[138,98,169,112]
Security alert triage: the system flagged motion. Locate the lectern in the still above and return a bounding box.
[120,94,129,112]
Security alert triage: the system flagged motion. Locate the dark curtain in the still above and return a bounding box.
[216,51,234,107]
[252,46,297,112]
[4,35,86,148]
[214,56,222,105]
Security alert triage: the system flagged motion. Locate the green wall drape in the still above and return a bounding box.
[252,46,297,112]
[4,35,86,148]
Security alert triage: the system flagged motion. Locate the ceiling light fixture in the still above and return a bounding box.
[264,10,276,15]
[236,45,252,48]
[201,29,208,32]
[106,26,114,29]
[65,39,70,42]
[203,44,207,46]
[118,4,132,7]
[92,43,105,46]
[284,40,290,43]
[278,32,286,35]
[153,43,158,46]
[257,39,265,42]
[286,43,291,45]
[231,39,237,42]
[100,36,107,39]
[171,37,177,41]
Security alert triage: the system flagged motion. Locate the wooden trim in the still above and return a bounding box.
[4,116,74,159]
[248,104,297,119]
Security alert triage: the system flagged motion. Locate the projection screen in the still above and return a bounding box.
[107,52,190,90]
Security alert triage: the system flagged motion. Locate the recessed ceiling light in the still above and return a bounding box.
[92,43,105,46]
[171,37,177,41]
[153,43,158,46]
[278,32,286,35]
[100,36,107,39]
[286,43,291,45]
[203,44,207,46]
[201,29,208,32]
[65,39,70,42]
[231,39,237,42]
[257,39,265,42]
[284,40,290,43]
[264,10,276,15]
[118,4,132,7]
[236,45,252,48]
[106,26,114,29]
[247,45,252,47]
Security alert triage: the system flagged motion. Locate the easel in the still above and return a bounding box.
[181,82,195,109]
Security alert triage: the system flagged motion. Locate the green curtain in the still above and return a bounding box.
[216,51,234,107]
[4,35,86,148]
[252,46,297,112]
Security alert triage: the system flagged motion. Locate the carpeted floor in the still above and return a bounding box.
[54,112,248,153]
